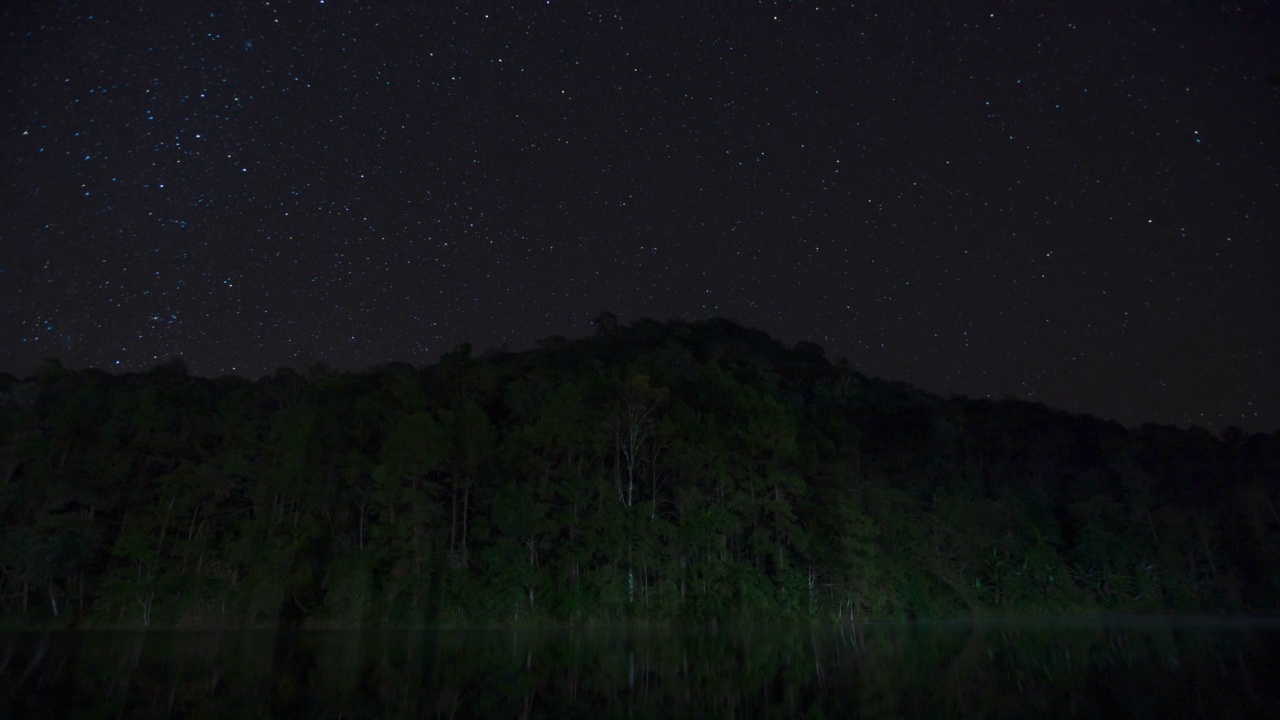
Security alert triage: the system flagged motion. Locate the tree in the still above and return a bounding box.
[605,371,667,605]
[594,311,619,335]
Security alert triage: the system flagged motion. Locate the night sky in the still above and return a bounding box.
[3,2,1278,432]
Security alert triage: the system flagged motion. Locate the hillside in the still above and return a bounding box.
[1,315,1277,627]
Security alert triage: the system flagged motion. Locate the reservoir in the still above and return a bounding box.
[2,618,1278,718]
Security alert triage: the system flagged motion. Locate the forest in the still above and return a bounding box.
[1,315,1277,628]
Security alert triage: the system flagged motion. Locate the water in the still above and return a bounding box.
[2,619,1278,718]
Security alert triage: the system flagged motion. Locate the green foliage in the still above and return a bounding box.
[321,548,374,625]
[0,319,1276,627]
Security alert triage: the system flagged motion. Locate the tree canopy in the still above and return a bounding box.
[1,317,1276,628]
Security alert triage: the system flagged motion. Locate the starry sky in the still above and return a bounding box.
[3,1,1278,432]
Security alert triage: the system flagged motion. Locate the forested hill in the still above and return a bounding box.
[2,316,1277,628]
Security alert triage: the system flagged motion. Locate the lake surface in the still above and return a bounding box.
[2,618,1278,718]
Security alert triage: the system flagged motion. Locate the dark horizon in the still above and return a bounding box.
[6,313,1276,438]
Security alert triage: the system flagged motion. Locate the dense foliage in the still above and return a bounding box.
[2,317,1277,627]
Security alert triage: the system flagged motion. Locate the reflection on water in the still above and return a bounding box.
[2,619,1278,718]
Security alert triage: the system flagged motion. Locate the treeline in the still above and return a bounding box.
[1,316,1277,627]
